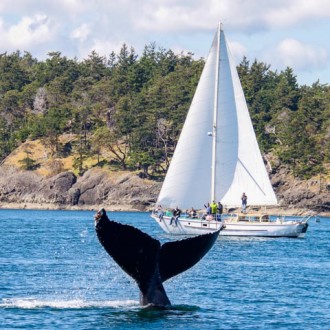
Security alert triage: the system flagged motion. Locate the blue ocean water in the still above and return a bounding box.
[0,209,329,330]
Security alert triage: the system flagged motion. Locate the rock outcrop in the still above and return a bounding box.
[0,166,161,211]
[270,167,329,213]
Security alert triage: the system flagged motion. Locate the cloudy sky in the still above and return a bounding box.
[0,0,329,86]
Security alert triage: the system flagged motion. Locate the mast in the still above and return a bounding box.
[211,23,221,202]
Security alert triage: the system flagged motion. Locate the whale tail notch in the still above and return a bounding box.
[94,209,220,306]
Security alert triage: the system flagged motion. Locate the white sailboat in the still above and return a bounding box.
[151,23,309,238]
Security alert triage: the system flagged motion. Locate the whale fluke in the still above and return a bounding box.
[94,208,220,307]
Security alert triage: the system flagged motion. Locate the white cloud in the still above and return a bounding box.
[71,23,91,43]
[135,0,330,33]
[56,0,89,13]
[6,14,54,48]
[135,1,217,32]
[275,38,329,71]
[261,38,329,79]
[265,0,330,27]
[79,39,124,60]
[228,41,247,64]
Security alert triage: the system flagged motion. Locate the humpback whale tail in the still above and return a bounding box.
[94,209,220,306]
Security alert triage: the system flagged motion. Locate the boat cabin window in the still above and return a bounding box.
[238,216,248,221]
[261,215,269,222]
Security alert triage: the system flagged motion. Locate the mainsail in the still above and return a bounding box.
[157,24,277,210]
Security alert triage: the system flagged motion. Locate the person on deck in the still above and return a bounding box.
[210,201,217,217]
[170,206,181,226]
[156,205,164,221]
[241,193,247,213]
[217,201,223,221]
[189,207,197,218]
[204,203,211,215]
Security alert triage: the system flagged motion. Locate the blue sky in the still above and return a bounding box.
[0,0,329,86]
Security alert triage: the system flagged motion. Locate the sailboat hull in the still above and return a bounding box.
[151,214,309,238]
[220,220,308,238]
[151,214,224,235]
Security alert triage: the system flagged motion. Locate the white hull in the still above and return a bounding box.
[151,214,309,238]
[151,214,224,235]
[220,220,308,238]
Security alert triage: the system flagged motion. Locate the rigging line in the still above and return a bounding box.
[237,158,267,196]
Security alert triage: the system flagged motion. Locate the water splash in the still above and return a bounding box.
[0,297,138,309]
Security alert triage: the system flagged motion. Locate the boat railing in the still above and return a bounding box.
[180,212,223,222]
[154,209,225,222]
[153,209,314,225]
[300,215,312,223]
[271,214,313,224]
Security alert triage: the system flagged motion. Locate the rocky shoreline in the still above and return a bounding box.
[0,165,329,217]
[0,201,137,212]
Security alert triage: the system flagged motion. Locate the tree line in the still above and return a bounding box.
[0,45,329,179]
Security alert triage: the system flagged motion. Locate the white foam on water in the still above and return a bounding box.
[0,297,138,309]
